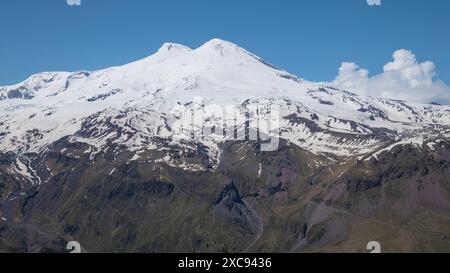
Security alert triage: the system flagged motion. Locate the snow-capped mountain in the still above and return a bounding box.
[1,38,450,182]
[2,39,450,253]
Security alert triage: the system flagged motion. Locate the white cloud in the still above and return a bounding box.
[331,49,450,104]
[367,0,381,6]
[66,0,81,6]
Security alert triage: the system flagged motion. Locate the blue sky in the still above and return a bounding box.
[1,0,449,90]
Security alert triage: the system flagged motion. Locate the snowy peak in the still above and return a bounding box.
[0,71,72,100]
[201,38,236,48]
[194,38,281,69]
[157,42,192,54]
[143,38,256,64]
[196,38,248,56]
[0,38,290,101]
